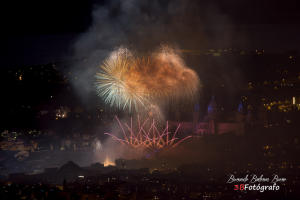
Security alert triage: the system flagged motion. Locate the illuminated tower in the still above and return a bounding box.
[235,101,245,135]
[237,101,243,113]
[236,101,244,122]
[207,96,217,118]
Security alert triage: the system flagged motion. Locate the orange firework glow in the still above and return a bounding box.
[105,116,192,151]
[95,46,200,112]
[103,156,116,167]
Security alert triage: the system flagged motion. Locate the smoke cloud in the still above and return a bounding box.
[70,0,248,163]
[71,0,246,103]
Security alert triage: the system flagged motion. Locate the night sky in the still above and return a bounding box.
[2,0,300,66]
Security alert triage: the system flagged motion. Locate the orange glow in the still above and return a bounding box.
[95,46,200,112]
[103,156,115,167]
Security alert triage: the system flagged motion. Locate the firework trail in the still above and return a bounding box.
[95,46,200,112]
[104,116,192,151]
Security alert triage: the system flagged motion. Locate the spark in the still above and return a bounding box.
[105,116,192,151]
[95,46,200,112]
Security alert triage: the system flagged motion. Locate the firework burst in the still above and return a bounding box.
[105,116,192,151]
[95,46,200,112]
[95,48,147,111]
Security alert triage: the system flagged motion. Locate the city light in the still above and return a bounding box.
[293,96,296,105]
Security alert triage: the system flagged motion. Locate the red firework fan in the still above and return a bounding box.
[105,116,192,151]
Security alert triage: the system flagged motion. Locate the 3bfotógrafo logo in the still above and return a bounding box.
[227,174,286,192]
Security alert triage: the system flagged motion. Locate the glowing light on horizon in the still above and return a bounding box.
[103,156,116,167]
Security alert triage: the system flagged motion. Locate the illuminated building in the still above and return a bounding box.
[171,96,246,136]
